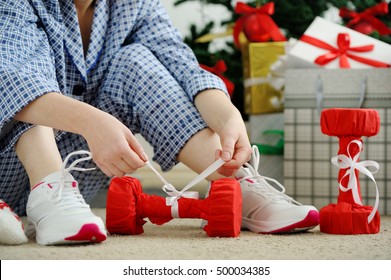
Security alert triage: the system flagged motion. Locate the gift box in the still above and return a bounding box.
[242,42,285,114]
[283,68,391,215]
[287,16,391,69]
[249,113,284,184]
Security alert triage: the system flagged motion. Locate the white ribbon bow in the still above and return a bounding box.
[146,158,225,218]
[331,140,380,223]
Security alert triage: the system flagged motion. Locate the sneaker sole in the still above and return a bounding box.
[34,223,107,245]
[242,210,319,234]
[64,223,107,243]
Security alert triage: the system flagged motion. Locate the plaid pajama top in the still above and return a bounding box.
[0,0,227,156]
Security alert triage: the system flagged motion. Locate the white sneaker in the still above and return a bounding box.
[0,200,28,245]
[237,146,319,233]
[26,151,107,245]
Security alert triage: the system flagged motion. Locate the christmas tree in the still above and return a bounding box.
[174,0,330,117]
[176,1,244,117]
[328,0,391,44]
[174,0,391,117]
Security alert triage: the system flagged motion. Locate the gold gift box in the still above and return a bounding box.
[241,42,286,114]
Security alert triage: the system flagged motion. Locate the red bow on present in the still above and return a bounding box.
[233,2,286,47]
[300,33,390,68]
[339,2,391,36]
[200,60,235,97]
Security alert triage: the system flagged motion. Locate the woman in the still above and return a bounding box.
[0,0,318,245]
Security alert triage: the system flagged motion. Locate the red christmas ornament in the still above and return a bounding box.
[353,21,375,35]
[242,13,271,42]
[339,2,391,36]
[233,2,286,48]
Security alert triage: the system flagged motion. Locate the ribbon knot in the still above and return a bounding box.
[331,140,380,223]
[162,183,199,207]
[339,2,391,36]
[300,32,390,68]
[235,2,275,16]
[146,158,225,218]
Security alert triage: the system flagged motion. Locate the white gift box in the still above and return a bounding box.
[287,16,391,69]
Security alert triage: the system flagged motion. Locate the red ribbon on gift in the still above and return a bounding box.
[200,60,235,97]
[339,2,391,36]
[300,33,391,68]
[233,2,286,47]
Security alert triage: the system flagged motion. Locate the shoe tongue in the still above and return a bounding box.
[235,167,253,179]
[40,171,75,185]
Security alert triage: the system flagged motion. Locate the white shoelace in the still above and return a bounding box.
[146,158,226,218]
[244,145,300,205]
[54,150,96,210]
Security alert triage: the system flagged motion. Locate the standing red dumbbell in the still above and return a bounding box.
[320,108,381,234]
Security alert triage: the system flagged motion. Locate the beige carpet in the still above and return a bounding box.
[1,209,390,260]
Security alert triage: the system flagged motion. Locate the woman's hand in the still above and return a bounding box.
[214,115,251,177]
[194,89,252,177]
[82,111,147,177]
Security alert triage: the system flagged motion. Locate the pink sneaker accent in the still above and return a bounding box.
[32,182,44,191]
[267,210,320,234]
[0,201,22,225]
[0,201,9,209]
[65,224,107,242]
[26,151,107,245]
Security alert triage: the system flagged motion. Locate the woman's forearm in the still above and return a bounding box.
[14,92,105,136]
[13,92,147,177]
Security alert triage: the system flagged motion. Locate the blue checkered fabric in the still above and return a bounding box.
[0,0,227,214]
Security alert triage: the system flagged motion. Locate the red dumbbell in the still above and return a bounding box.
[106,176,242,237]
[320,108,381,234]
